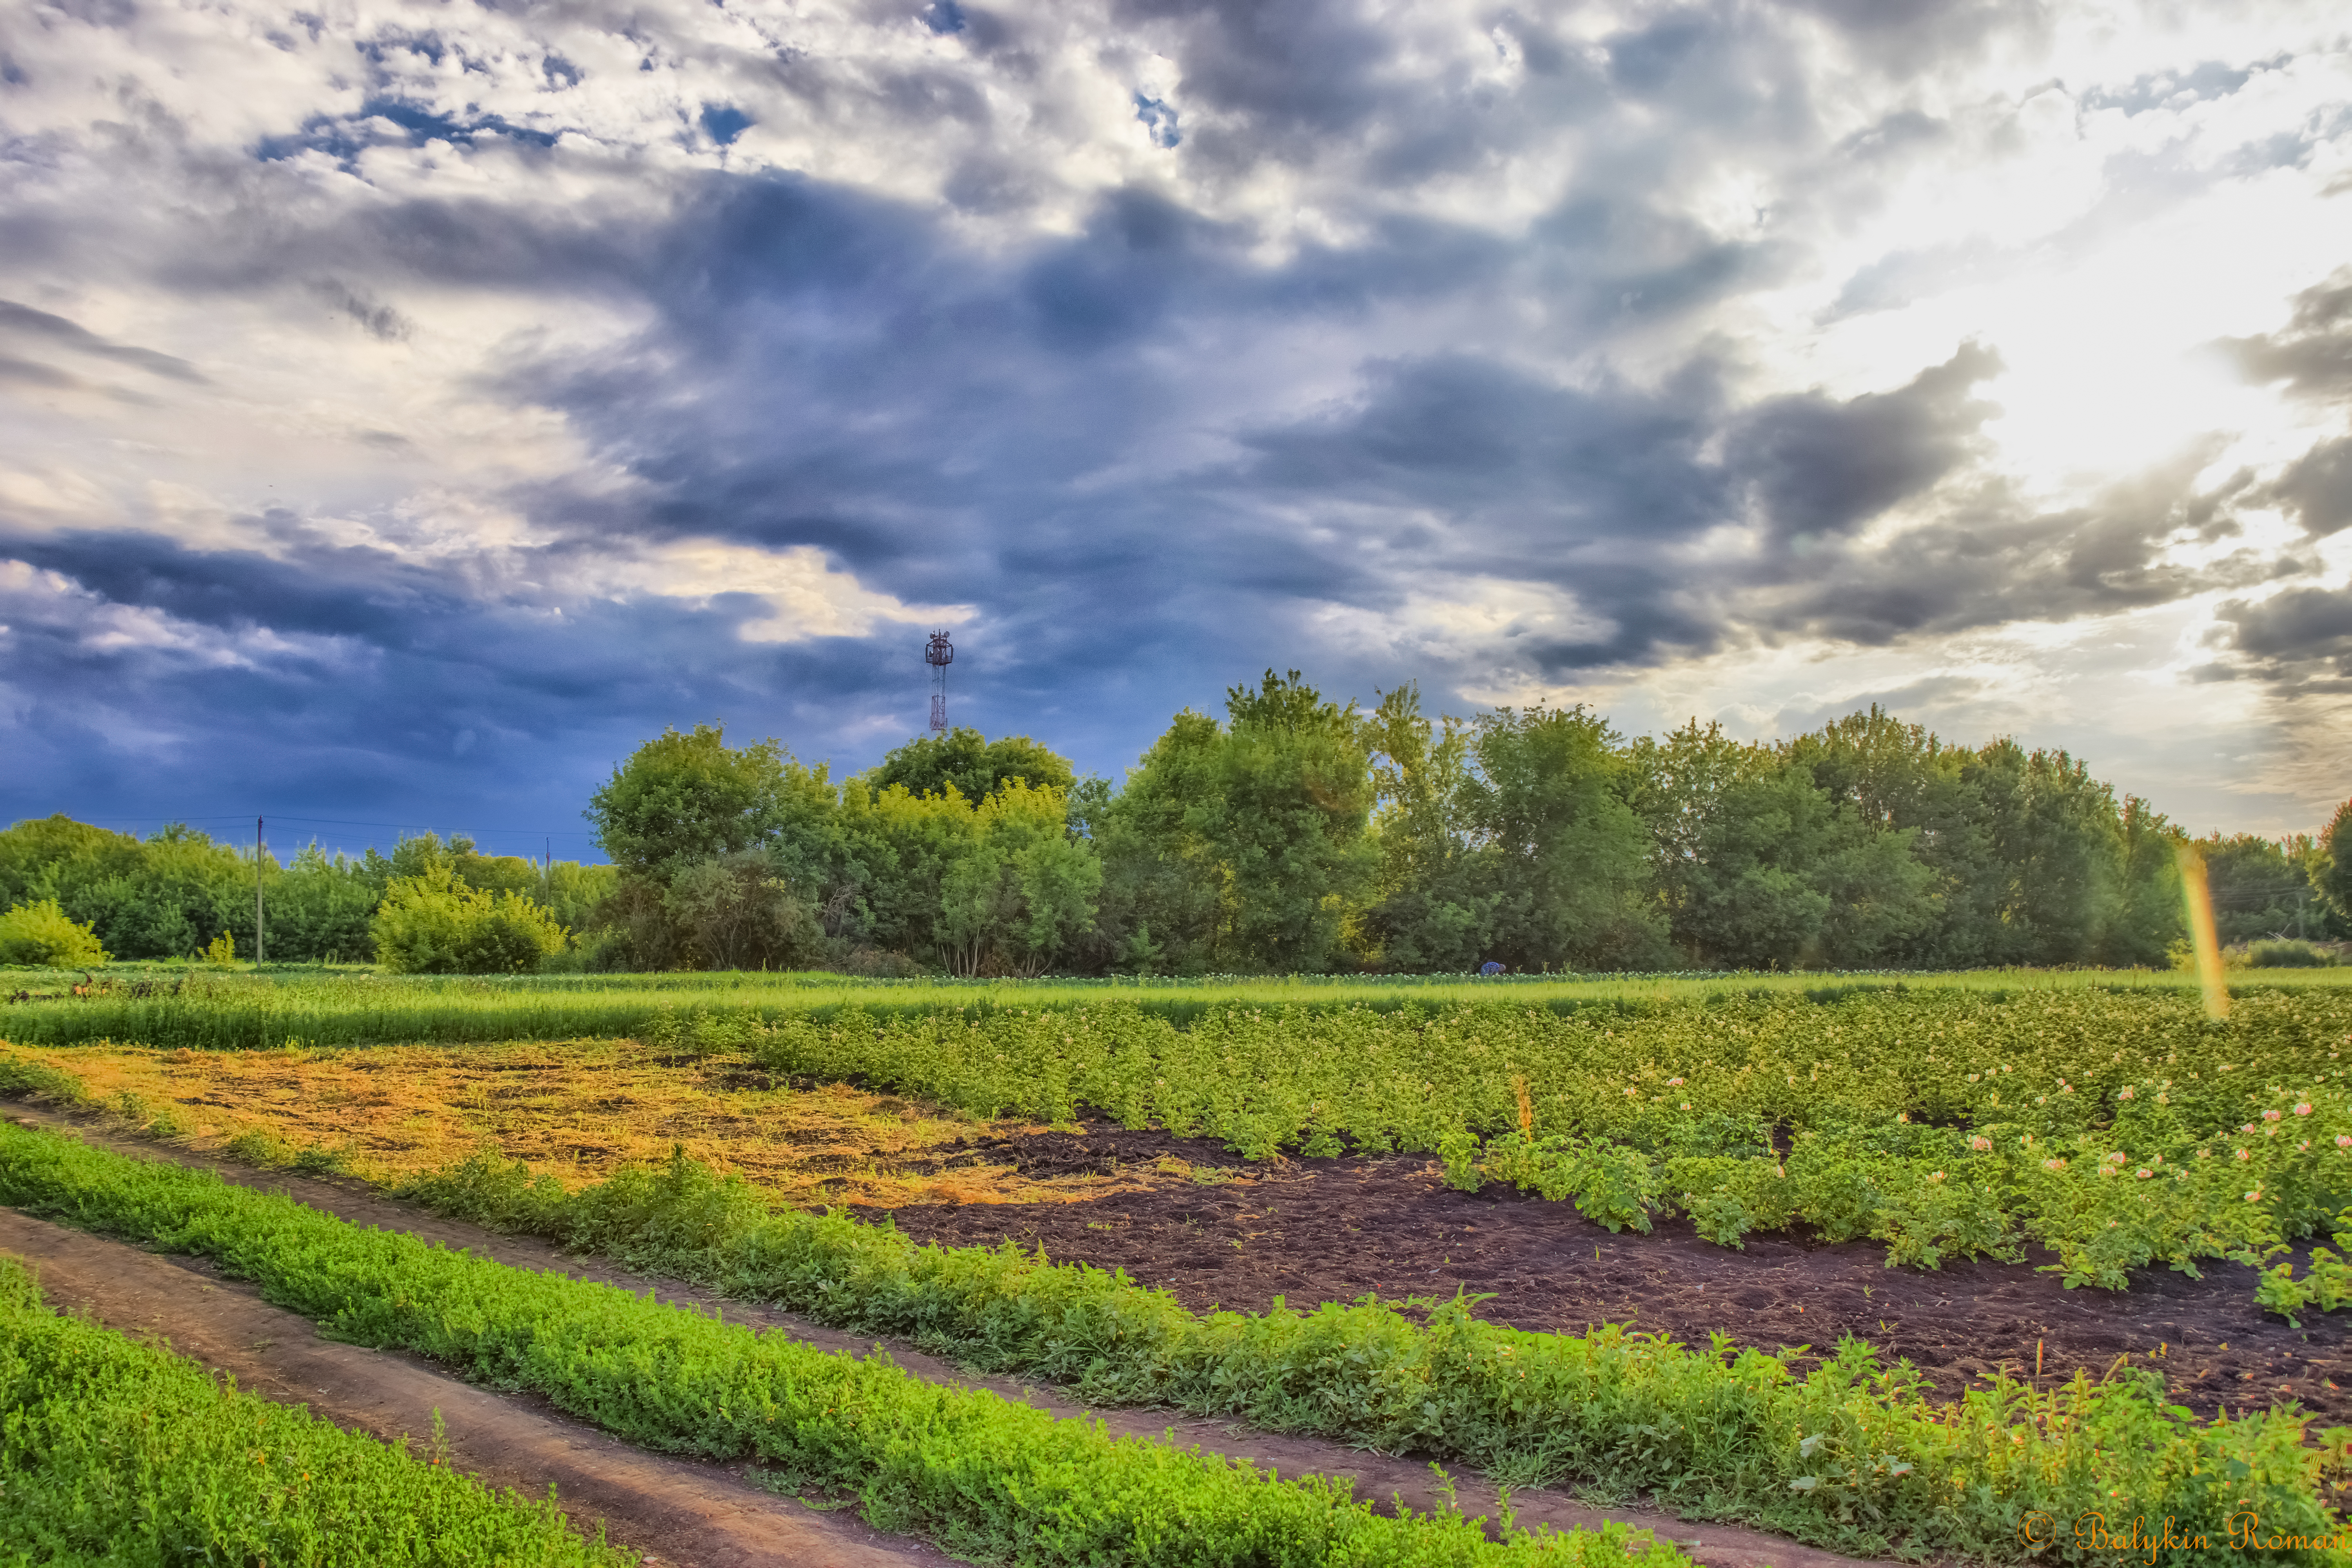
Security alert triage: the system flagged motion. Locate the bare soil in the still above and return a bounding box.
[859,1124,2352,1424]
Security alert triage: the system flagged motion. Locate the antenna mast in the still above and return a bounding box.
[925,629,955,733]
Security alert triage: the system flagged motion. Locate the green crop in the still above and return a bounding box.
[0,1122,1691,1568]
[6,963,2343,1054]
[0,1254,631,1566]
[724,986,2352,1292]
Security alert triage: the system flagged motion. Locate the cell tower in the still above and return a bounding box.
[925,628,954,733]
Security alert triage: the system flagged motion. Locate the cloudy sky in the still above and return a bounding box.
[3,0,2349,858]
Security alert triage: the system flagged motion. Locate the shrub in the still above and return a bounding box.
[0,898,108,967]
[372,869,568,974]
[2251,940,2336,968]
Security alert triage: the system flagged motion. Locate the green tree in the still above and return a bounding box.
[2193,831,2317,944]
[1212,671,1377,971]
[0,898,109,967]
[262,845,381,963]
[1630,726,1935,968]
[1091,710,1232,973]
[937,781,1103,975]
[865,727,1074,804]
[2317,797,2352,933]
[587,725,804,879]
[1966,742,2131,965]
[1357,684,1485,971]
[371,871,567,974]
[1457,705,1668,971]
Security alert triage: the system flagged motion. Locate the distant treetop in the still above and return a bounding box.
[865,727,1075,805]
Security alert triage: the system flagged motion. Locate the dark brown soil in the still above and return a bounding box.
[859,1124,2352,1425]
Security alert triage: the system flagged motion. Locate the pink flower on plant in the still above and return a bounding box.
[2294,1103,2313,1116]
[2118,1087,2135,1100]
[2136,1169,2152,1179]
[1970,1136,1993,1152]
[2264,1109,2283,1122]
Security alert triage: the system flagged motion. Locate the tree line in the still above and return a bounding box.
[4,672,2347,973]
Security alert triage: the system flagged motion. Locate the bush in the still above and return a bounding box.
[0,898,108,967]
[372,870,567,974]
[2251,940,2336,968]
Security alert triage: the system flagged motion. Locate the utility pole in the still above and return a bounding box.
[255,813,266,965]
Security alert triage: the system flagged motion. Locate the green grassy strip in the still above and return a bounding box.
[387,1147,2350,1566]
[11,965,2344,1053]
[0,1123,1687,1568]
[0,1254,630,1566]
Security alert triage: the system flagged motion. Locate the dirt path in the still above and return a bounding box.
[0,1106,1887,1568]
[0,1207,939,1568]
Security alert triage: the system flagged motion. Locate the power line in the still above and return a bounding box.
[7,811,597,836]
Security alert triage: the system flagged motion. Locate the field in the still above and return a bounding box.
[7,968,2352,1563]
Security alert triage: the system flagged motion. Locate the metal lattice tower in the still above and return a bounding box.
[925,629,954,733]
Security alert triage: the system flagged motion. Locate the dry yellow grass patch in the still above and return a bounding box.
[22,1039,1134,1207]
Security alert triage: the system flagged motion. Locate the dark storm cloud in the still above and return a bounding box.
[1727,342,1998,547]
[2220,269,2352,405]
[2211,586,2352,690]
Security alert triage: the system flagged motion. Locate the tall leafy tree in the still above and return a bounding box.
[1211,671,1378,971]
[2319,797,2352,932]
[1357,684,1484,971]
[1457,705,1667,970]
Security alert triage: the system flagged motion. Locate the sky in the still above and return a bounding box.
[2,0,2350,862]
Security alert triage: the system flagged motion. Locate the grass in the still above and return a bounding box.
[0,1252,635,1566]
[6,962,2349,1055]
[0,1037,1136,1208]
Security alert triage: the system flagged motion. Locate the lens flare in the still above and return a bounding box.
[2176,844,2229,1022]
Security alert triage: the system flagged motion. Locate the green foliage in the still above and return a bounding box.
[0,897,109,967]
[0,1125,1692,1568]
[2254,941,2338,969]
[1092,673,1377,974]
[865,725,1076,803]
[938,781,1103,976]
[2258,1210,2352,1327]
[372,869,568,974]
[2202,831,2332,945]
[587,724,817,879]
[0,1256,632,1566]
[2320,798,2352,931]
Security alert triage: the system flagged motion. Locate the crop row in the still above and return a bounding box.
[2,965,2327,1053]
[0,1122,1689,1568]
[0,1253,630,1565]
